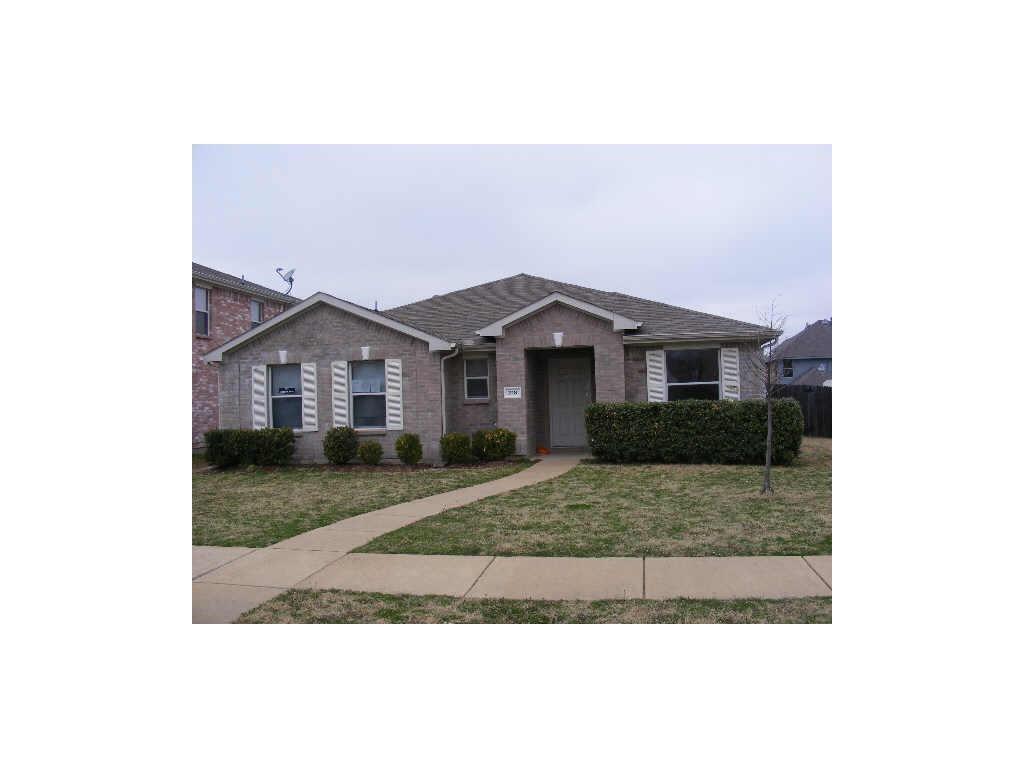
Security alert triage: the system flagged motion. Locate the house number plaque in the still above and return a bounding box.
[503,386,522,399]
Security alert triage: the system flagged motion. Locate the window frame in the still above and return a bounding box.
[250,299,264,328]
[463,356,490,400]
[350,360,387,431]
[194,285,211,336]
[664,345,722,400]
[782,358,794,378]
[269,363,303,430]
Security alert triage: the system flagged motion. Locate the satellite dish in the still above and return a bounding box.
[276,267,296,295]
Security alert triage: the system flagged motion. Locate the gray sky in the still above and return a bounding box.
[193,145,830,339]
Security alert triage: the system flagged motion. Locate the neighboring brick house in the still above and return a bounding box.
[773,319,832,387]
[192,262,300,447]
[202,273,779,463]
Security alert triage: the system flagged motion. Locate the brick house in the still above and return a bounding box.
[202,273,779,463]
[192,262,300,447]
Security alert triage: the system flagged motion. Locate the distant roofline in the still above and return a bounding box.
[192,262,301,305]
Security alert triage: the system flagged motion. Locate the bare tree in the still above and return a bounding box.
[757,302,787,495]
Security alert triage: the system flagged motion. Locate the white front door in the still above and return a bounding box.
[548,356,592,448]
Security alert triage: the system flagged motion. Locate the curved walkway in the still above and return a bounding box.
[192,454,832,623]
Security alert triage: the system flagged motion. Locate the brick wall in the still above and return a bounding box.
[193,283,289,447]
[495,304,625,454]
[216,303,444,463]
[444,352,498,435]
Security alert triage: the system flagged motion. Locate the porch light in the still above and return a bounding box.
[361,346,371,360]
[553,332,564,348]
[278,350,288,363]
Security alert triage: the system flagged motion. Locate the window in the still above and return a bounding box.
[783,359,794,378]
[270,364,302,429]
[464,357,489,399]
[250,300,264,328]
[351,361,386,429]
[666,348,720,400]
[194,286,210,335]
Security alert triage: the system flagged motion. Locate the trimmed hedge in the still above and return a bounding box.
[472,428,517,461]
[584,399,803,465]
[440,433,474,464]
[203,428,295,467]
[323,427,359,465]
[358,440,383,465]
[395,433,423,465]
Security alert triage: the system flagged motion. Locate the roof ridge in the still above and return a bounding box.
[192,261,300,303]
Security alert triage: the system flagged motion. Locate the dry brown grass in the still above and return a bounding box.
[192,461,532,547]
[237,589,832,624]
[359,438,831,557]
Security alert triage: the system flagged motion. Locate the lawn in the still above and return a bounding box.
[192,461,532,548]
[237,590,831,624]
[357,438,831,557]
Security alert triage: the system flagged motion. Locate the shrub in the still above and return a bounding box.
[252,428,295,466]
[203,428,293,467]
[472,428,518,461]
[440,432,474,464]
[394,433,423,466]
[584,399,804,465]
[357,440,383,465]
[323,426,359,464]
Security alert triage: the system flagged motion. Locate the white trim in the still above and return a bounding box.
[202,291,454,361]
[475,292,641,337]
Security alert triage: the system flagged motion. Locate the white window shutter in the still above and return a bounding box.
[331,361,349,427]
[251,365,268,428]
[386,358,403,430]
[720,346,741,400]
[646,349,666,402]
[301,362,318,431]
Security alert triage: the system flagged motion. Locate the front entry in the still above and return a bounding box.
[548,356,592,448]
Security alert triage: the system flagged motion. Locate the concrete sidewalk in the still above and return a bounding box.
[193,454,582,623]
[193,453,832,623]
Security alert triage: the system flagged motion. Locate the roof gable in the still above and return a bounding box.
[475,292,642,336]
[202,292,453,362]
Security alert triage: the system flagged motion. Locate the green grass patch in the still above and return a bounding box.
[237,590,831,624]
[192,460,532,548]
[357,438,831,557]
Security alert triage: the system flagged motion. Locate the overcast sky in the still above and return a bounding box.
[193,145,830,339]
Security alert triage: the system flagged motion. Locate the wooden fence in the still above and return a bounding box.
[776,385,831,438]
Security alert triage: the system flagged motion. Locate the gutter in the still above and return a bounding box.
[439,344,461,435]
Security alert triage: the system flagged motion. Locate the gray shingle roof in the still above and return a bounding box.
[385,273,775,343]
[192,262,301,305]
[774,319,832,360]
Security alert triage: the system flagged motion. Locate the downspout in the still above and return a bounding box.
[440,343,461,435]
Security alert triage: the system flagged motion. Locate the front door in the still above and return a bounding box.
[548,356,592,448]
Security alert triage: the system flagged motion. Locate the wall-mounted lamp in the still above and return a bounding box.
[553,332,564,348]
[361,346,371,360]
[278,350,288,363]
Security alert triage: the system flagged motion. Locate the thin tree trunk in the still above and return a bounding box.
[762,394,774,494]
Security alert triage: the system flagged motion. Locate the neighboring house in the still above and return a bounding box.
[193,262,300,447]
[773,319,832,387]
[202,273,780,463]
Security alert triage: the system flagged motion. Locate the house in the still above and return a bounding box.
[772,319,832,387]
[202,273,779,463]
[193,262,300,447]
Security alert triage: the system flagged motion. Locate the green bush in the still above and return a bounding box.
[584,399,804,465]
[440,433,474,464]
[394,433,423,465]
[357,440,383,465]
[472,428,518,461]
[323,426,359,464]
[203,428,294,467]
